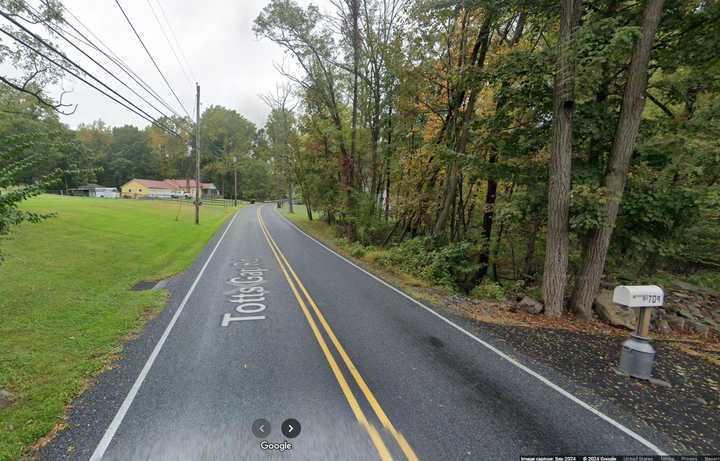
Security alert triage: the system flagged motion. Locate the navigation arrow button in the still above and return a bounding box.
[252,418,271,439]
[281,418,301,438]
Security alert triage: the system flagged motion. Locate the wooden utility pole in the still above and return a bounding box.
[194,82,200,225]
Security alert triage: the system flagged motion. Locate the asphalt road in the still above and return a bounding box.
[40,205,668,460]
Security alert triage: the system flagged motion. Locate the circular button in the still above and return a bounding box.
[252,418,271,438]
[281,418,301,438]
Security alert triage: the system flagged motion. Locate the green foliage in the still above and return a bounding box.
[615,166,700,265]
[253,0,720,297]
[344,240,370,258]
[106,125,158,185]
[471,281,506,301]
[685,271,720,293]
[0,129,62,261]
[574,19,641,101]
[569,184,608,234]
[354,193,395,246]
[375,237,479,291]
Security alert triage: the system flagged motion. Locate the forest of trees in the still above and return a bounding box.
[254,0,720,318]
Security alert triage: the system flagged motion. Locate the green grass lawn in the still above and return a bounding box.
[0,195,235,460]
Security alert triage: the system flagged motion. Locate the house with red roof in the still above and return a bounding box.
[120,178,218,199]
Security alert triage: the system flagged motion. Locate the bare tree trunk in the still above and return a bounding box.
[571,0,665,318]
[542,0,582,318]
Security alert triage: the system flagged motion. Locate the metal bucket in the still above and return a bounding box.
[618,335,656,380]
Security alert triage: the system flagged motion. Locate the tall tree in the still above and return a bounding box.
[571,0,666,318]
[433,8,495,237]
[262,85,297,212]
[255,0,357,232]
[543,0,583,318]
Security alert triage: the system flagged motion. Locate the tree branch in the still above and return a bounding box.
[0,75,76,115]
[646,90,674,118]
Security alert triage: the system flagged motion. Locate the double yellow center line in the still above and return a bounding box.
[256,206,418,461]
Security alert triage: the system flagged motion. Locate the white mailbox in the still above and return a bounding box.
[612,285,664,308]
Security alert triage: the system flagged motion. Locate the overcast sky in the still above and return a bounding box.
[42,0,334,130]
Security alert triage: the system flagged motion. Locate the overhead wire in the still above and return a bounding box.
[20,1,179,123]
[0,9,181,137]
[42,0,183,119]
[113,0,192,120]
[155,0,197,83]
[146,0,193,89]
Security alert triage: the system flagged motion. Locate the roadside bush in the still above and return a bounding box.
[471,281,506,300]
[353,193,396,246]
[378,237,478,291]
[347,241,369,258]
[334,235,370,258]
[357,220,395,246]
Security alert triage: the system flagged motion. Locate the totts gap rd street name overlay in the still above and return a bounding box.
[222,257,270,326]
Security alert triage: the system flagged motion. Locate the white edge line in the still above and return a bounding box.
[90,212,239,461]
[271,208,667,456]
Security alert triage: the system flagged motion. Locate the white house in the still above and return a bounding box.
[68,184,119,198]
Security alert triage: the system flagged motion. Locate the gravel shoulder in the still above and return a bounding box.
[441,306,720,454]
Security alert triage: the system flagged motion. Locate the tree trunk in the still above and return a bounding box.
[350,0,360,187]
[434,162,460,237]
[475,176,498,281]
[340,0,361,240]
[524,214,542,279]
[384,106,393,220]
[542,0,582,319]
[306,201,313,221]
[571,0,665,319]
[472,12,526,266]
[433,14,493,237]
[288,183,294,213]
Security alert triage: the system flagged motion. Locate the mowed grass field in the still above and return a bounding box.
[0,195,235,460]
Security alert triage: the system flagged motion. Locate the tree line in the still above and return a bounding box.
[254,0,720,317]
[1,91,277,200]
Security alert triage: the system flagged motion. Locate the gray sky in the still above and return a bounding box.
[46,0,333,130]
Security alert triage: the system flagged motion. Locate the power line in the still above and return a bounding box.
[55,1,184,119]
[155,0,197,83]
[146,0,193,89]
[20,1,178,123]
[38,0,182,118]
[0,7,179,135]
[113,0,192,120]
[0,12,180,137]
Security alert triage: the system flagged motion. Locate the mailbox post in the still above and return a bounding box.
[612,285,664,380]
